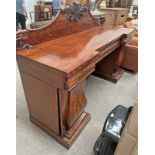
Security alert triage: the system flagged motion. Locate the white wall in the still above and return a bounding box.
[25,0,37,24]
[133,0,138,5]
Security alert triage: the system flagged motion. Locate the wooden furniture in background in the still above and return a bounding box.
[105,0,133,8]
[127,16,136,21]
[121,43,138,73]
[34,4,52,22]
[100,8,128,26]
[64,0,88,6]
[123,20,138,36]
[16,4,134,148]
[121,20,138,73]
[16,11,114,46]
[126,0,133,8]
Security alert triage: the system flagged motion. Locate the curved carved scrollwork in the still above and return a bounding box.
[120,34,127,47]
[99,16,106,25]
[16,31,32,51]
[63,2,87,22]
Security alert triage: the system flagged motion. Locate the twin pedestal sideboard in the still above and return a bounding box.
[16,7,133,148]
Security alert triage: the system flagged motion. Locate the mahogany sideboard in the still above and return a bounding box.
[16,5,134,149]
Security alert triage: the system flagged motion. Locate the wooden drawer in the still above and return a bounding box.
[17,56,66,89]
[96,40,121,62]
[66,63,95,90]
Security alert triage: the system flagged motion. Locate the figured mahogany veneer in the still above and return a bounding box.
[16,10,114,48]
[17,6,134,148]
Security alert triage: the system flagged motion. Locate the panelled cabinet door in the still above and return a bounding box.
[67,80,87,128]
[21,73,60,135]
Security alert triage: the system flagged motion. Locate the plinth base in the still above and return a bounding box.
[30,112,91,149]
[93,68,124,83]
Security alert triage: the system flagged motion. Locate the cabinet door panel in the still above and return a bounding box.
[21,73,60,135]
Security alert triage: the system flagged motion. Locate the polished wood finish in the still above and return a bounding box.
[93,31,131,82]
[21,73,60,135]
[16,7,134,148]
[94,47,124,83]
[17,27,133,148]
[16,10,114,48]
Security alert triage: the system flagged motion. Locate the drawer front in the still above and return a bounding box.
[97,40,121,62]
[17,56,66,89]
[66,63,95,90]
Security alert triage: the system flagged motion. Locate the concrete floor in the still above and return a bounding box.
[16,67,138,155]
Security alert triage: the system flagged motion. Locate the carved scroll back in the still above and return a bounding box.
[16,3,114,48]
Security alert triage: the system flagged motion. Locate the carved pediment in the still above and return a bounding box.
[62,2,87,22]
[16,2,111,50]
[16,31,32,51]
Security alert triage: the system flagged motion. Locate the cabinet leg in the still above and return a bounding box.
[94,47,124,83]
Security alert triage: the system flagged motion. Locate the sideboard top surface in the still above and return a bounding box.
[17,27,133,76]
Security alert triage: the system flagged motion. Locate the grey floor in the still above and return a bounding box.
[16,66,138,155]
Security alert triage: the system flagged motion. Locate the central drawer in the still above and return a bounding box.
[96,40,121,62]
